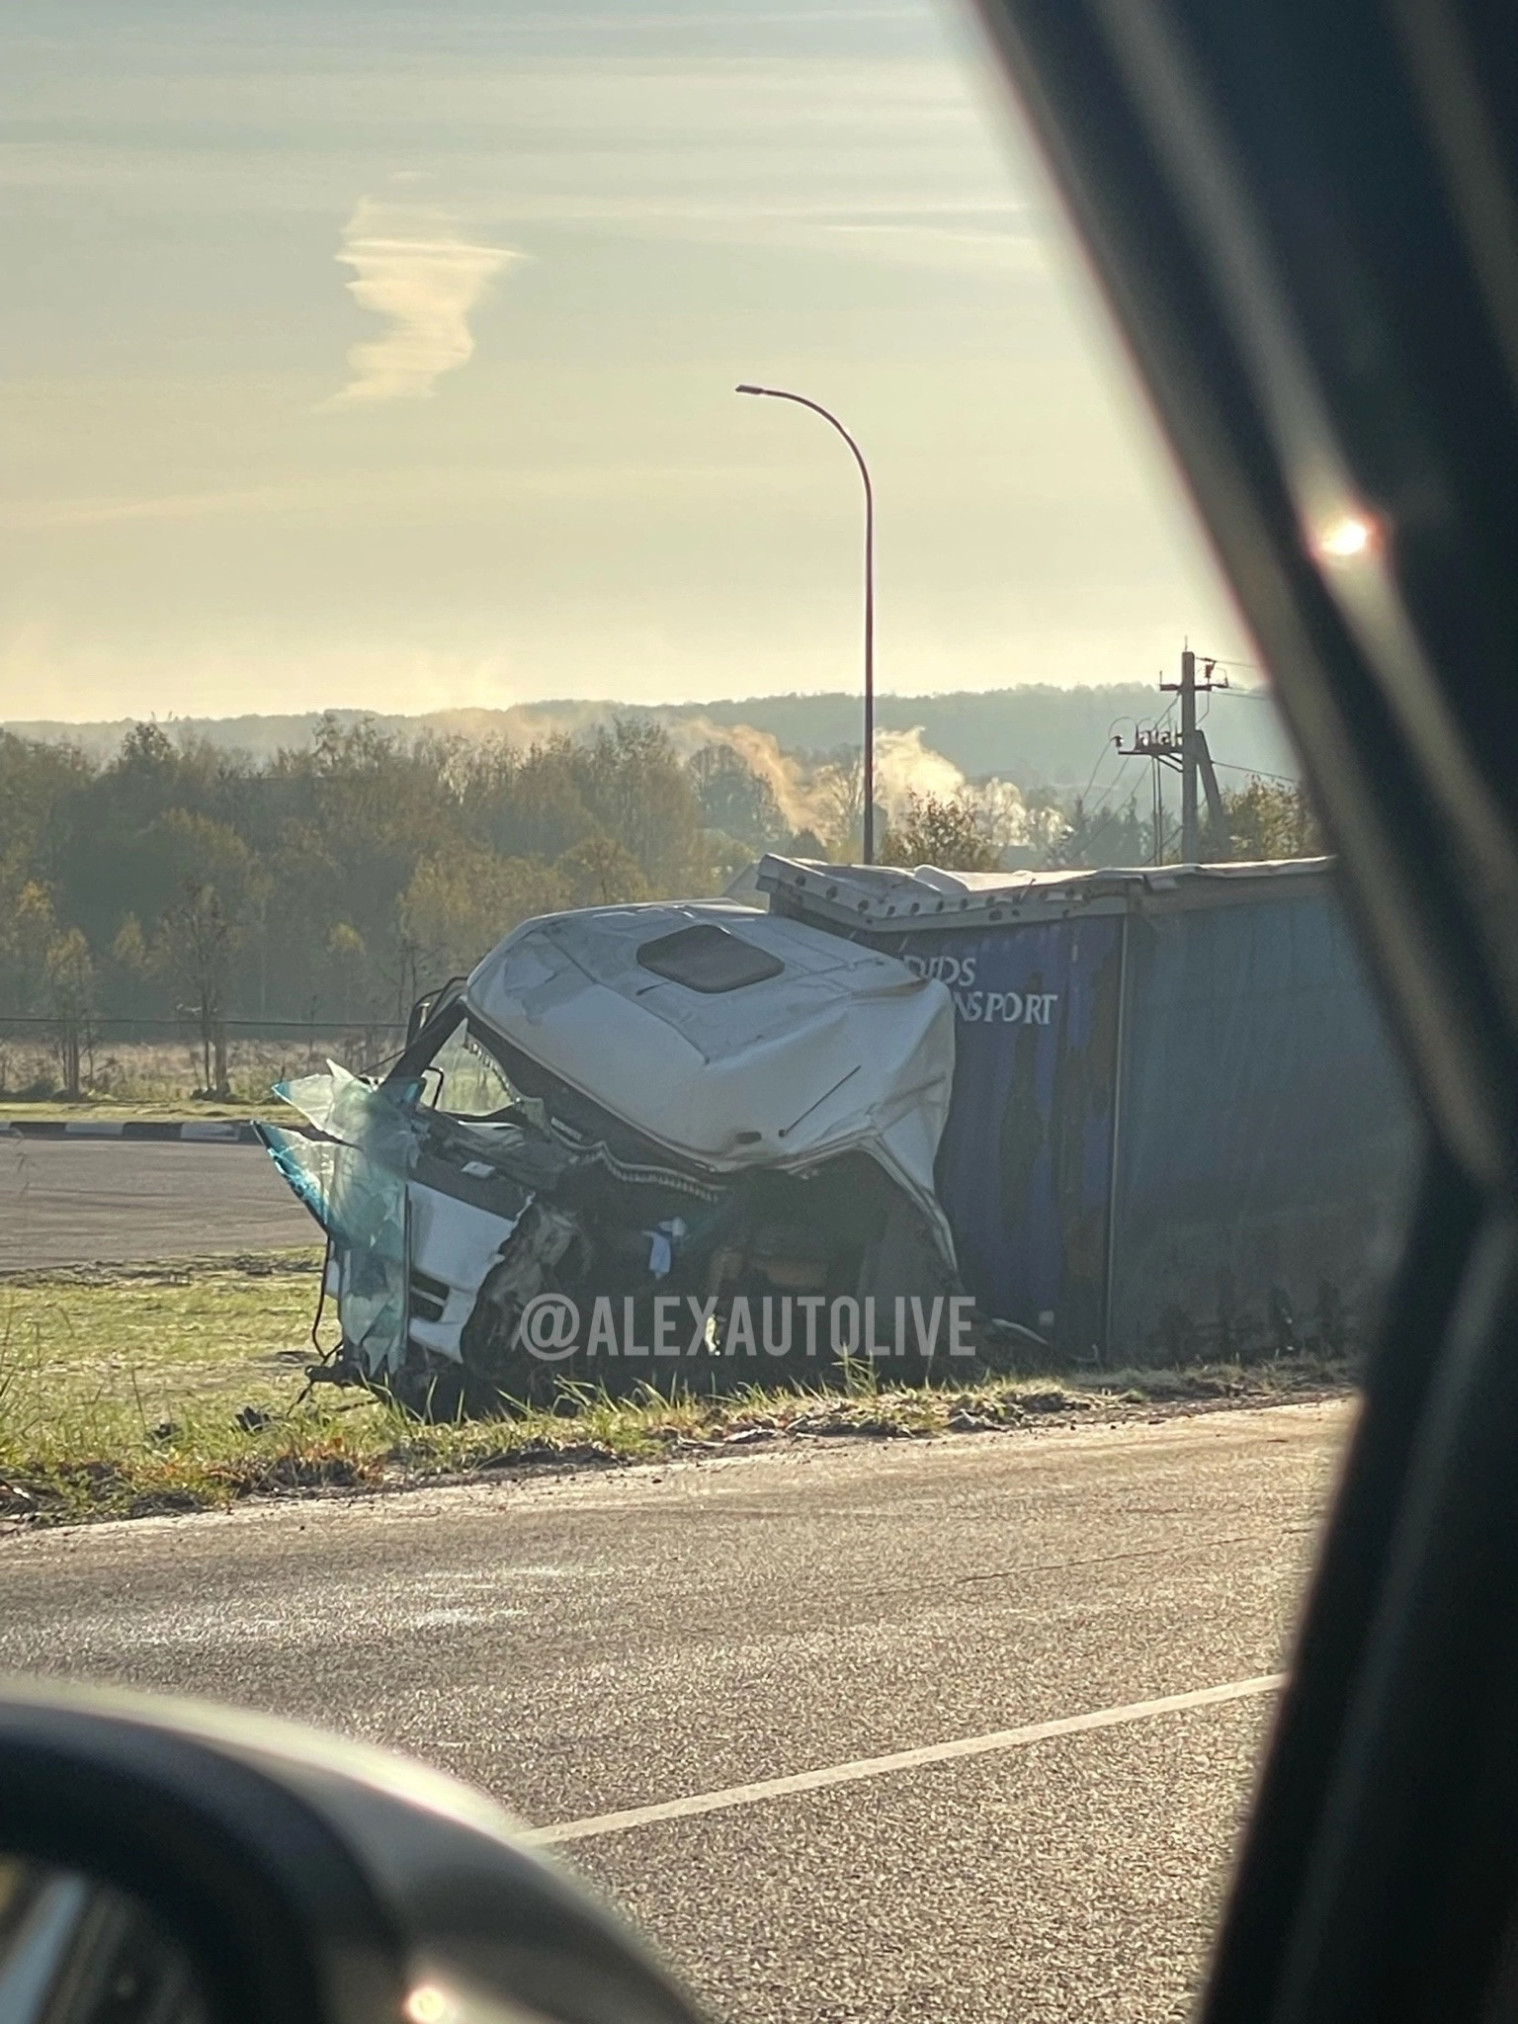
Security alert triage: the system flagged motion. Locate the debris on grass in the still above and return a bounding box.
[0,1254,1359,1529]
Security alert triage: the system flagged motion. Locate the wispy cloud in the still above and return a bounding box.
[330,201,517,405]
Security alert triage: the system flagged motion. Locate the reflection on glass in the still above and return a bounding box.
[418,1023,518,1121]
[1315,512,1378,559]
[0,1858,210,2024]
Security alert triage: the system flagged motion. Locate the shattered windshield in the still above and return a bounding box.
[417,1018,517,1121]
[0,2,1423,2022]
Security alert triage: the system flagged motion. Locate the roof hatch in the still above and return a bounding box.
[636,922,785,994]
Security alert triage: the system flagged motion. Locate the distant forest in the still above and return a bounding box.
[5,680,1297,789]
[0,711,1315,1098]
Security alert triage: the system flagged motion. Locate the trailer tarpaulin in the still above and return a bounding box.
[826,915,1120,1353]
[759,854,1421,1363]
[1107,887,1416,1361]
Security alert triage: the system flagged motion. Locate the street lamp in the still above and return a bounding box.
[736,384,876,864]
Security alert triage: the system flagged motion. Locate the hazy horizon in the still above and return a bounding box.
[2,674,1271,730]
[1,680,1296,801]
[4,0,1248,724]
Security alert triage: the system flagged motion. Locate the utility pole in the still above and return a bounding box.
[1114,648,1230,863]
[1161,647,1224,861]
[1180,649,1198,860]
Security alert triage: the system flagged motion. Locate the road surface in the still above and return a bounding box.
[0,1402,1350,2022]
[0,1136,312,1269]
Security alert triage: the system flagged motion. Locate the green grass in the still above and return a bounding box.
[0,1255,1357,1527]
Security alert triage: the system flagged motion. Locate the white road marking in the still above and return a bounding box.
[526,1672,1286,1846]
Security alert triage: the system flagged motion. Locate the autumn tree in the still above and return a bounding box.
[557,834,652,909]
[1222,778,1322,860]
[0,733,90,891]
[879,792,1002,872]
[45,926,94,1099]
[149,813,265,1096]
[472,737,595,864]
[809,748,878,861]
[689,744,786,849]
[1044,795,1151,870]
[0,870,57,1021]
[398,847,570,993]
[160,882,239,1096]
[578,719,710,893]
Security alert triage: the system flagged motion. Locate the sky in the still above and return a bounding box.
[1,0,1249,723]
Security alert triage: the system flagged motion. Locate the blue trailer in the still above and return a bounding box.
[759,855,1421,1365]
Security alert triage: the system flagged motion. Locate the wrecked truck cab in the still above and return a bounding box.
[258,902,964,1416]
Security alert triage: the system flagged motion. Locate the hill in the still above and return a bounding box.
[3,683,1296,791]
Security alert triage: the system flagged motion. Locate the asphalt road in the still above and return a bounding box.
[0,1136,313,1269]
[0,1402,1349,2022]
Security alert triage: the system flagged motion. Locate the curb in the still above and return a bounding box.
[0,1119,262,1144]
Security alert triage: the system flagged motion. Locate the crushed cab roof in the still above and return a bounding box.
[464,901,956,1251]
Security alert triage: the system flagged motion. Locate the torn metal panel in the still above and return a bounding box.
[463,902,956,1258]
[259,1065,414,1376]
[259,907,963,1412]
[757,852,1336,929]
[257,1051,556,1386]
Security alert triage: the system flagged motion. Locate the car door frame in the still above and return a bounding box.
[971,3,1518,2019]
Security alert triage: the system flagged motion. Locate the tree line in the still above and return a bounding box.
[881,774,1319,876]
[0,714,1317,1097]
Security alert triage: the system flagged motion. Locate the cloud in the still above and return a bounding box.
[329,201,517,406]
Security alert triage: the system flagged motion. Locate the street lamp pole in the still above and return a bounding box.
[736,384,875,864]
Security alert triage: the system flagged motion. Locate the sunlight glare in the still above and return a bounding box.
[1316,514,1375,559]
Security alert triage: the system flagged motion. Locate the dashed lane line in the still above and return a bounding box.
[525,1672,1286,1846]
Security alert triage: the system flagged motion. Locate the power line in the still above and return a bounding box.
[1075,717,1142,806]
[1079,759,1125,821]
[1083,761,1144,828]
[1210,759,1302,785]
[1074,745,1116,808]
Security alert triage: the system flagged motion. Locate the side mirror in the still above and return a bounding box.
[0,1680,707,2024]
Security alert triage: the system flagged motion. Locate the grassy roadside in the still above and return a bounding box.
[0,1253,1357,1529]
[0,1100,265,1126]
